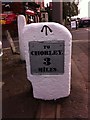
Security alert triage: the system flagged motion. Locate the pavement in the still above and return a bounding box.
[1,27,89,119]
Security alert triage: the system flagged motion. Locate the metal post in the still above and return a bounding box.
[52,0,63,24]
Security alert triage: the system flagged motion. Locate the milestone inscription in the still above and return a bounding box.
[29,41,65,75]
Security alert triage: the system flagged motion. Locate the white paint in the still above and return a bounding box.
[0,41,3,57]
[18,15,26,60]
[18,15,72,100]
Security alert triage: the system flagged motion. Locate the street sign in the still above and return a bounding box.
[29,41,64,75]
[18,15,72,100]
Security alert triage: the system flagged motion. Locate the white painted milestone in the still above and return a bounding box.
[18,15,27,60]
[18,15,72,100]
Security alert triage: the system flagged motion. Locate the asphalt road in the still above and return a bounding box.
[71,27,90,40]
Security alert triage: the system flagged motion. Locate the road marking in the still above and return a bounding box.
[86,28,90,31]
[71,29,80,32]
[73,40,89,43]
[71,28,90,32]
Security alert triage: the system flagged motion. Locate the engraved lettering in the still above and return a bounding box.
[44,45,50,49]
[30,50,63,56]
[38,67,57,72]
